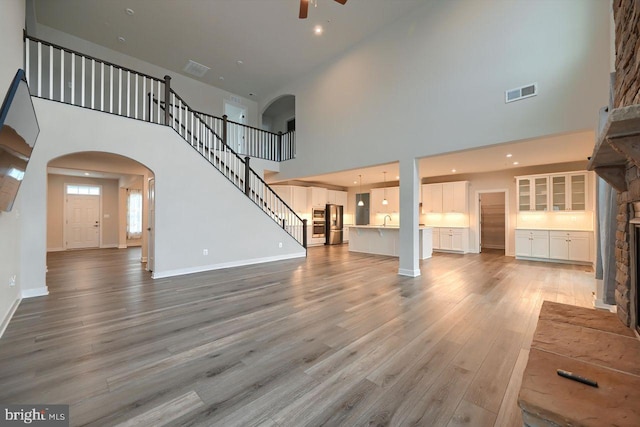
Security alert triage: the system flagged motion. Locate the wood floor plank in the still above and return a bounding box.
[113,390,205,427]
[0,245,598,426]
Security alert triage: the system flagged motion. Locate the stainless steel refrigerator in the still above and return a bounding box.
[325,204,343,245]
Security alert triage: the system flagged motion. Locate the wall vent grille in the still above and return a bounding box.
[183,60,210,78]
[505,83,537,103]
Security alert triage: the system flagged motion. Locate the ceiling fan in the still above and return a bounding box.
[299,0,347,19]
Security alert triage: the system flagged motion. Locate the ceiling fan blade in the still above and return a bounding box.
[299,0,309,19]
[334,0,347,4]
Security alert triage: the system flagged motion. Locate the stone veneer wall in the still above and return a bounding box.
[613,0,640,325]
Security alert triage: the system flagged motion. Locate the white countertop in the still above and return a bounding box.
[515,228,594,232]
[348,225,433,230]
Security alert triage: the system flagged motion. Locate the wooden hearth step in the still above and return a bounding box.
[518,301,640,427]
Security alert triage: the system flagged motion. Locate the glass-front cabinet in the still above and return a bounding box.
[570,174,586,210]
[534,177,548,211]
[518,178,531,211]
[517,177,548,211]
[517,172,588,212]
[551,176,566,211]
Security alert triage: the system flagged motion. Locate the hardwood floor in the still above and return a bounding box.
[0,245,595,426]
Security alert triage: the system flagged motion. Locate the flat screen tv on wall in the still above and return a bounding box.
[0,69,39,212]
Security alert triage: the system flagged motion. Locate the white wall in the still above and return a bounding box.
[19,98,304,295]
[32,24,259,127]
[265,0,610,181]
[0,0,26,334]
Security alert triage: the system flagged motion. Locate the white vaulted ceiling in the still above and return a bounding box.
[31,0,425,101]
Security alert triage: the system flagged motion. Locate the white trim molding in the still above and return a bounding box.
[152,252,306,279]
[398,268,421,277]
[21,287,49,298]
[0,298,21,338]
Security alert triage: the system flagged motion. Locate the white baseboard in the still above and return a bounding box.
[141,257,148,263]
[118,244,127,249]
[21,287,49,298]
[398,268,421,277]
[0,298,21,338]
[152,251,306,279]
[593,295,616,313]
[47,247,65,252]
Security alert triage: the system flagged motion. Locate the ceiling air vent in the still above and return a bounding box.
[183,60,210,78]
[505,83,537,103]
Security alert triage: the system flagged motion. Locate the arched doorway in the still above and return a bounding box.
[261,94,295,133]
[47,152,154,269]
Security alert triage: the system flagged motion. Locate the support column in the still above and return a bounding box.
[398,157,420,277]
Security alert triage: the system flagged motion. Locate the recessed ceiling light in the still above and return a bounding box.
[513,161,519,165]
[125,8,135,15]
[314,25,323,35]
[354,180,358,184]
[451,169,457,173]
[84,172,90,176]
[395,176,399,180]
[236,60,244,65]
[506,153,513,158]
[117,36,126,43]
[219,76,224,81]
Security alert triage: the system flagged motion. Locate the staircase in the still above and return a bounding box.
[24,35,306,249]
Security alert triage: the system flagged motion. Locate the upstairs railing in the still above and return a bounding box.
[24,34,306,248]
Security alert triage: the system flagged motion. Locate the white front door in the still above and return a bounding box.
[66,194,100,249]
[147,178,155,272]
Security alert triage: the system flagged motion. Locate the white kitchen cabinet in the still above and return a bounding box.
[518,172,590,212]
[309,187,327,207]
[434,227,468,253]
[370,187,399,214]
[432,227,441,249]
[422,184,443,213]
[517,177,548,211]
[515,230,550,258]
[385,187,399,213]
[292,186,308,214]
[570,174,587,211]
[271,185,292,207]
[335,191,348,207]
[549,231,591,262]
[442,181,468,213]
[271,185,308,214]
[370,188,385,215]
[550,173,588,211]
[422,181,468,214]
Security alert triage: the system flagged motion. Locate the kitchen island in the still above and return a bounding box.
[348,225,433,259]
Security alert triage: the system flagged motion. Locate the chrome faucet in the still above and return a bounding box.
[383,215,392,227]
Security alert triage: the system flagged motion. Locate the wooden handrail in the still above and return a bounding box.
[25,34,165,84]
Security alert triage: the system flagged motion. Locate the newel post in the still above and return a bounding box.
[163,75,171,126]
[302,219,308,250]
[222,115,228,146]
[244,156,251,197]
[278,131,283,162]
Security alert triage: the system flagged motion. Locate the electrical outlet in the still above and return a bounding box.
[9,275,16,287]
[278,242,283,248]
[203,249,208,255]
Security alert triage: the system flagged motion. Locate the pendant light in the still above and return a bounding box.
[382,171,388,205]
[357,174,364,207]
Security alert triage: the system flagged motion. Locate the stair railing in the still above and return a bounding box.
[175,109,295,162]
[24,34,306,248]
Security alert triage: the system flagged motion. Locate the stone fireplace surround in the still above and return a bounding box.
[589,104,640,334]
